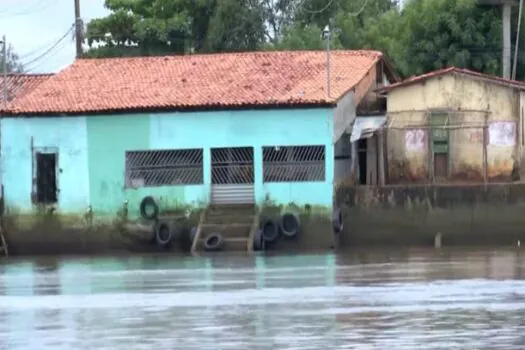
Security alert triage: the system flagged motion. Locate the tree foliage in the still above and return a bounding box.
[84,0,525,79]
[0,43,24,73]
[396,0,503,77]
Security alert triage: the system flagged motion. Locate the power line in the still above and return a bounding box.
[21,25,74,70]
[0,0,51,18]
[24,39,71,73]
[19,27,75,61]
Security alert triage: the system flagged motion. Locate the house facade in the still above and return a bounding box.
[334,67,525,248]
[1,50,395,254]
[379,67,525,184]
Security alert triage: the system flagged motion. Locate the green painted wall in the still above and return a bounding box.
[86,115,150,218]
[84,108,333,222]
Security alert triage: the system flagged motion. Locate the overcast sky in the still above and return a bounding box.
[0,0,109,73]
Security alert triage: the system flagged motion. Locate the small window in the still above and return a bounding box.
[262,145,325,182]
[35,152,58,204]
[125,149,204,187]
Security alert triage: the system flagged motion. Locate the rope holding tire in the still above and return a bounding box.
[280,212,300,238]
[261,219,279,243]
[155,221,173,247]
[140,196,160,220]
[204,232,224,251]
[332,208,343,234]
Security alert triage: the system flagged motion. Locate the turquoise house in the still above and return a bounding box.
[1,50,396,254]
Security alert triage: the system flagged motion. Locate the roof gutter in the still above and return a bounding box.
[1,101,337,117]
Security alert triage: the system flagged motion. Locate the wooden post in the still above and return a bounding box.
[483,124,488,184]
[378,130,386,185]
[428,112,434,184]
[74,0,83,58]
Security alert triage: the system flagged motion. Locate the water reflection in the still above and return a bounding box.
[0,249,523,349]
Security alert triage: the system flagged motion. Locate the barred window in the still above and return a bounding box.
[125,149,204,187]
[262,145,325,182]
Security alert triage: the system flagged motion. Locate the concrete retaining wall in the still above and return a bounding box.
[335,183,525,246]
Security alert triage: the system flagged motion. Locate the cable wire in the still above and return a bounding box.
[21,24,74,69]
[24,39,72,73]
[0,0,52,18]
[19,26,75,61]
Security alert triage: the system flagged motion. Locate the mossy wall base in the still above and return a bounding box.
[2,204,337,255]
[259,203,336,252]
[335,183,525,247]
[2,212,199,256]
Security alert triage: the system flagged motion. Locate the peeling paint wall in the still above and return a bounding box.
[386,75,519,183]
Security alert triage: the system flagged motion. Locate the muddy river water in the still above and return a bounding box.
[0,248,524,349]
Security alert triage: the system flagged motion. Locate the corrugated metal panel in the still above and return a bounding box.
[350,116,387,142]
[211,184,255,204]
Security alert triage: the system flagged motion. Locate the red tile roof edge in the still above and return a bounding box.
[0,73,55,112]
[2,73,54,77]
[377,67,525,92]
[71,49,384,62]
[4,50,384,115]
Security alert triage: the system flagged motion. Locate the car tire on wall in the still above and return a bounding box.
[140,196,160,220]
[155,221,173,247]
[280,212,300,238]
[204,232,224,251]
[332,208,343,234]
[261,219,280,243]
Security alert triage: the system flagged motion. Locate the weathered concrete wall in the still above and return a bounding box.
[335,184,525,246]
[386,74,519,183]
[519,91,525,177]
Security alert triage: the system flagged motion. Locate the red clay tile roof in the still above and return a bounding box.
[5,50,383,115]
[378,67,525,92]
[0,74,53,110]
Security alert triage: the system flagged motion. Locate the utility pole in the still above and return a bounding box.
[477,0,519,78]
[512,0,524,80]
[2,35,7,107]
[503,3,512,79]
[323,25,331,98]
[74,0,83,58]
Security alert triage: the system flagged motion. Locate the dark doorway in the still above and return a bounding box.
[36,152,58,204]
[433,153,449,180]
[358,138,367,185]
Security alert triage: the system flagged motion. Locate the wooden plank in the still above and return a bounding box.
[190,209,206,255]
[201,223,251,228]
